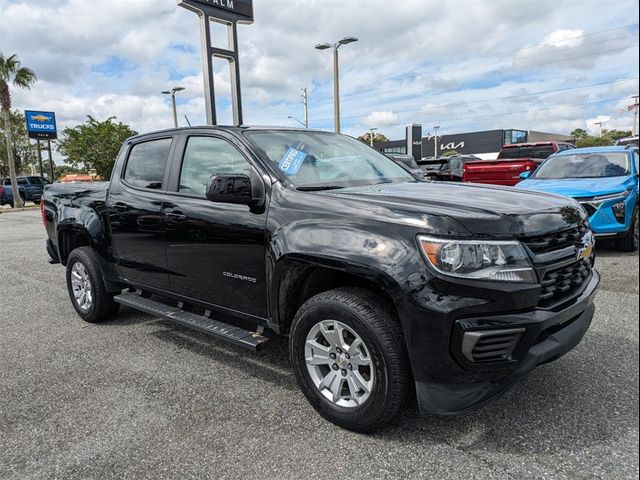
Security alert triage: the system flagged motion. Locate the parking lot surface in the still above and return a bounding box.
[1,209,638,479]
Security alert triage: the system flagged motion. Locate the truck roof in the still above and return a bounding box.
[501,141,571,148]
[128,125,325,141]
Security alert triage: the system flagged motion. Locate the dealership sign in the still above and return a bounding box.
[178,0,253,126]
[180,0,253,22]
[25,110,57,140]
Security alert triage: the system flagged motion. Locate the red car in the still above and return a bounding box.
[463,141,575,186]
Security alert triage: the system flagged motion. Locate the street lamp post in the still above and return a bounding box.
[433,126,440,156]
[287,115,306,127]
[369,127,378,147]
[315,36,358,133]
[162,86,185,128]
[594,121,604,137]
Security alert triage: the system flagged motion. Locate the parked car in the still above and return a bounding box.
[42,126,598,432]
[615,135,639,147]
[417,156,448,179]
[423,155,481,182]
[1,176,50,205]
[517,145,639,251]
[463,141,576,186]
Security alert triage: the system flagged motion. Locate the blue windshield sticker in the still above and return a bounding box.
[278,142,309,175]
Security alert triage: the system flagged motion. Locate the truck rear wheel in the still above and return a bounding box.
[614,206,638,252]
[65,247,120,323]
[289,287,410,432]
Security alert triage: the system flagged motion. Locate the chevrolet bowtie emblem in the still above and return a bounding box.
[576,232,595,261]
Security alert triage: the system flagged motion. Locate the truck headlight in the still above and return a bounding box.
[418,236,536,283]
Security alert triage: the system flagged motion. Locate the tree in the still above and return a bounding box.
[57,116,137,180]
[570,128,588,142]
[357,132,389,146]
[0,110,34,177]
[571,128,633,148]
[1,53,37,208]
[442,150,459,157]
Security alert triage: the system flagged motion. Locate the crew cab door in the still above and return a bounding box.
[162,133,269,319]
[107,136,175,291]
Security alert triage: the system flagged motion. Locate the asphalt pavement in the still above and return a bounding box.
[0,209,638,479]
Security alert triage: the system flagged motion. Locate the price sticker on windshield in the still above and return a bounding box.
[278,142,309,175]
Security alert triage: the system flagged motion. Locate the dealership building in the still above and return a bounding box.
[374,127,574,160]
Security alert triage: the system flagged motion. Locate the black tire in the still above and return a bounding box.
[66,247,120,323]
[289,287,410,432]
[614,205,638,252]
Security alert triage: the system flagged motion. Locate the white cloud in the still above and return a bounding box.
[0,0,637,147]
[361,111,399,128]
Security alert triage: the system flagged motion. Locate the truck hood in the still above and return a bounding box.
[516,176,630,198]
[322,181,586,237]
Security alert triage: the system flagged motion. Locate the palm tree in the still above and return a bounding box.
[1,53,37,208]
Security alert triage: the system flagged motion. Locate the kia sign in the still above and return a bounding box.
[25,110,57,140]
[406,124,422,160]
[179,0,254,23]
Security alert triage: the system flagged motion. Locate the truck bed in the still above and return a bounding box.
[463,159,537,186]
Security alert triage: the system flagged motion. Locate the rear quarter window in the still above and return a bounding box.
[123,138,173,190]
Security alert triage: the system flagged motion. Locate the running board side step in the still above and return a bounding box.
[113,292,269,351]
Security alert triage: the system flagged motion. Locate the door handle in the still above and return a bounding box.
[113,202,128,212]
[165,212,187,222]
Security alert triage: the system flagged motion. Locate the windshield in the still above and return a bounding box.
[245,130,414,190]
[500,145,555,159]
[27,176,49,185]
[533,152,630,179]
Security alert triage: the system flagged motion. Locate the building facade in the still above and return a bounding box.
[375,128,574,160]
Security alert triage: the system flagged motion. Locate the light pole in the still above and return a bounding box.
[594,121,604,137]
[369,127,378,147]
[301,87,309,128]
[433,126,440,156]
[315,36,359,133]
[288,115,306,127]
[631,95,639,136]
[162,86,185,128]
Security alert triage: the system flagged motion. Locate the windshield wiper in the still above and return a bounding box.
[296,185,345,191]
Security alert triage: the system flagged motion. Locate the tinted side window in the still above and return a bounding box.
[179,136,254,197]
[124,138,172,190]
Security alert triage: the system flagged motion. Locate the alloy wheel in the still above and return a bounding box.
[70,262,93,311]
[304,319,375,408]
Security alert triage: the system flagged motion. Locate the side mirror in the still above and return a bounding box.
[519,171,532,180]
[206,174,264,207]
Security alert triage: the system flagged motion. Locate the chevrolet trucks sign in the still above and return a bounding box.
[25,110,57,140]
[179,0,253,23]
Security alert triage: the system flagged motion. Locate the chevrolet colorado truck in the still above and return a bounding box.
[463,141,576,186]
[42,127,598,432]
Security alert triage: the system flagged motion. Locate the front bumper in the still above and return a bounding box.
[397,270,599,415]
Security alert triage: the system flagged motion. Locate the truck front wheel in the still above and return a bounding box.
[289,287,410,432]
[65,247,120,323]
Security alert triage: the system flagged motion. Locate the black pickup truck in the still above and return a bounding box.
[42,127,598,432]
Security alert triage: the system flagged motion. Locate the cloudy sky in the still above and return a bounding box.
[1,0,638,151]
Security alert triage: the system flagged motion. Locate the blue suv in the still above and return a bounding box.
[1,176,50,206]
[517,146,639,251]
